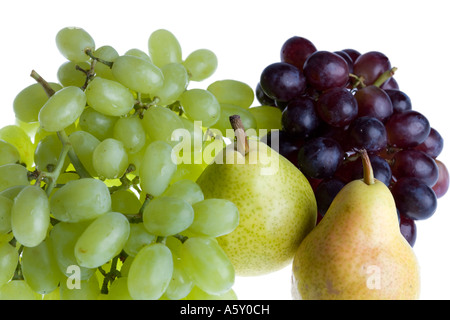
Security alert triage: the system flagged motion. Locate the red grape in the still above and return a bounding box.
[432,159,449,198]
[280,36,317,71]
[316,87,358,127]
[260,62,306,102]
[353,51,391,86]
[385,110,430,148]
[303,51,349,91]
[354,85,393,122]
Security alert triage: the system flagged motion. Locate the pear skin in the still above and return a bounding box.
[292,151,420,299]
[196,117,317,276]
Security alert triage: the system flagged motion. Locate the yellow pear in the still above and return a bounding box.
[196,115,317,276]
[292,150,420,300]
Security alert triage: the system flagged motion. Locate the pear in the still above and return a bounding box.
[291,150,420,300]
[196,115,317,276]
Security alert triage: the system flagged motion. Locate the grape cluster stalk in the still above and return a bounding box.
[258,36,448,247]
[0,26,267,300]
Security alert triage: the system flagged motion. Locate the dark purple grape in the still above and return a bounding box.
[385,110,430,148]
[334,50,354,73]
[314,178,346,216]
[255,82,275,106]
[297,137,344,179]
[390,149,439,187]
[348,116,387,152]
[280,36,317,71]
[342,48,361,63]
[354,85,393,122]
[414,127,444,158]
[261,130,303,165]
[303,51,349,91]
[259,62,306,102]
[391,177,437,220]
[281,97,321,138]
[316,87,358,127]
[433,159,449,198]
[399,214,417,247]
[384,89,412,113]
[353,51,391,86]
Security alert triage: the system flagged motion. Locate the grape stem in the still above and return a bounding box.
[229,115,249,156]
[84,48,114,68]
[30,70,56,97]
[373,67,398,87]
[57,130,92,179]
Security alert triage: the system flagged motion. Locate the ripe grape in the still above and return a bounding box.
[314,178,346,216]
[384,89,412,113]
[316,87,358,127]
[390,149,439,187]
[303,51,349,91]
[297,137,344,179]
[348,116,387,152]
[259,62,306,102]
[148,29,182,68]
[399,214,417,247]
[391,177,437,220]
[280,36,317,71]
[183,49,218,81]
[353,51,391,86]
[207,79,254,109]
[354,85,393,122]
[432,159,449,198]
[281,96,321,138]
[414,127,443,158]
[55,27,95,62]
[385,110,431,148]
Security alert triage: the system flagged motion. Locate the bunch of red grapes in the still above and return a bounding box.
[258,36,448,247]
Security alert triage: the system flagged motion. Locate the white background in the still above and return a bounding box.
[1,0,449,300]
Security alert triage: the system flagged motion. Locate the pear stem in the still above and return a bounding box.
[229,115,249,156]
[361,149,375,185]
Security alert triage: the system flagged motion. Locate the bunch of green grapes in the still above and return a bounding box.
[0,26,275,300]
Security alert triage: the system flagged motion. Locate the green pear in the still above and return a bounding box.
[292,150,420,300]
[196,115,316,276]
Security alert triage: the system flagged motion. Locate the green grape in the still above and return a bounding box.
[183,49,218,81]
[79,107,118,141]
[119,256,133,277]
[139,141,177,197]
[161,179,204,205]
[183,286,238,300]
[127,243,173,300]
[213,103,257,135]
[248,105,283,132]
[107,277,132,300]
[0,242,18,287]
[34,134,69,173]
[0,140,20,166]
[127,146,146,174]
[0,195,13,234]
[50,178,111,223]
[39,86,87,132]
[0,164,28,194]
[68,130,100,177]
[111,55,164,95]
[13,82,63,123]
[0,185,26,201]
[60,273,100,300]
[49,221,95,280]
[75,211,130,268]
[92,138,129,179]
[0,125,34,169]
[11,185,50,247]
[179,89,221,127]
[123,223,156,257]
[153,63,189,105]
[111,189,142,215]
[148,29,182,68]
[85,77,135,117]
[143,196,194,236]
[180,237,235,295]
[207,79,255,109]
[22,238,60,294]
[188,199,239,238]
[0,280,38,300]
[93,45,119,80]
[142,106,184,144]
[125,48,152,62]
[57,61,90,87]
[165,239,193,300]
[55,26,95,62]
[113,117,146,154]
